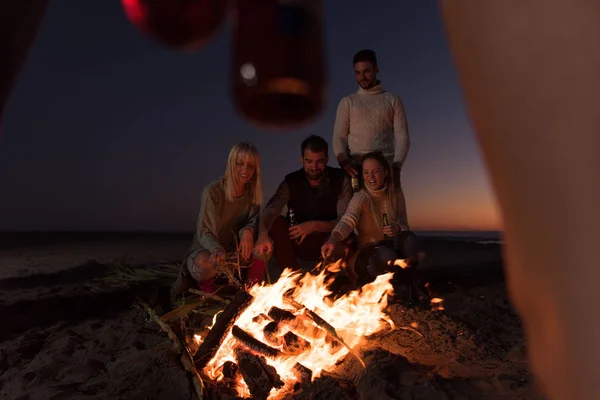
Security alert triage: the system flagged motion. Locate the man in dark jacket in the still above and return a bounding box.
[255,135,353,270]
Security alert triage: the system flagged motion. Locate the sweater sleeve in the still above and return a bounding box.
[240,203,260,238]
[196,184,225,253]
[259,181,290,234]
[392,96,410,166]
[332,192,364,240]
[332,97,351,162]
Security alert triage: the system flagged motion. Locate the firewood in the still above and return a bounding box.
[268,306,296,323]
[282,331,311,354]
[252,313,272,324]
[284,297,366,368]
[263,321,283,347]
[194,290,254,369]
[231,325,281,358]
[222,361,238,379]
[235,348,284,400]
[293,362,312,385]
[144,305,205,400]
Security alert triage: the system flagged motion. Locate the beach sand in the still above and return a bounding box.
[0,234,545,399]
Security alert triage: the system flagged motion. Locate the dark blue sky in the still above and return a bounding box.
[0,0,500,232]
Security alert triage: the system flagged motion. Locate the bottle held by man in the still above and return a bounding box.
[288,208,298,226]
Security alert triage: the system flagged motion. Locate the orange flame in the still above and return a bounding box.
[199,260,397,397]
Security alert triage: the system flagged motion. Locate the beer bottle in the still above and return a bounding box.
[351,175,360,192]
[288,208,298,226]
[121,0,227,51]
[231,0,326,130]
[382,213,390,240]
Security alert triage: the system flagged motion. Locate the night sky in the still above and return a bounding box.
[0,0,501,232]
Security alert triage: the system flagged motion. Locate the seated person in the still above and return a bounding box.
[255,135,353,271]
[321,151,418,286]
[174,142,266,296]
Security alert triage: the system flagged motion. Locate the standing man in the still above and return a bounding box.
[255,135,353,271]
[332,49,410,228]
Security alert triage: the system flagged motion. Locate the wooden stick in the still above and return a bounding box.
[145,305,205,399]
[188,288,230,305]
[231,325,281,358]
[194,290,254,370]
[263,253,272,284]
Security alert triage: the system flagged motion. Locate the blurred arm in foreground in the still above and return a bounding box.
[440,1,600,400]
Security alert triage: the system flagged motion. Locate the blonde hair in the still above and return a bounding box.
[223,142,263,205]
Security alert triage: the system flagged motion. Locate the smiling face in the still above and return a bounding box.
[354,61,379,89]
[362,158,387,191]
[235,154,256,185]
[301,149,328,182]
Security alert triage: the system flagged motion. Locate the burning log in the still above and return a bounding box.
[282,331,311,354]
[235,348,284,400]
[194,290,254,369]
[231,325,281,358]
[293,362,312,385]
[252,313,271,324]
[263,321,283,346]
[268,306,296,323]
[222,361,238,379]
[284,297,366,368]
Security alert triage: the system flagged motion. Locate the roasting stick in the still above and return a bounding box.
[263,253,272,284]
[283,297,366,369]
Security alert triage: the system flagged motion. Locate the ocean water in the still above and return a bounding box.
[414,230,503,245]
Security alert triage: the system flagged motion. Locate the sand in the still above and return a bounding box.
[0,234,545,400]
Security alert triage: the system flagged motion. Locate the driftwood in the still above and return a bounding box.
[231,325,281,358]
[194,290,254,369]
[235,348,284,400]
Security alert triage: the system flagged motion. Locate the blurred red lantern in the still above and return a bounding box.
[231,0,327,130]
[121,0,228,51]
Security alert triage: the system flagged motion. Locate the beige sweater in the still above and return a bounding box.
[332,82,410,167]
[186,179,259,258]
[332,186,406,248]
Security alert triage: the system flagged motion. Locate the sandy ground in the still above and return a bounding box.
[0,235,545,400]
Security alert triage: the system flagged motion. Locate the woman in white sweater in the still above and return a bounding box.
[321,151,417,284]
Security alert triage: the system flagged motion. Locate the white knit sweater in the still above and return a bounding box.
[332,82,410,167]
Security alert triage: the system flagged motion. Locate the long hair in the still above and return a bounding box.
[361,151,397,228]
[223,142,263,205]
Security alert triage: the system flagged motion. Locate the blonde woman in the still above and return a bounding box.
[174,142,264,295]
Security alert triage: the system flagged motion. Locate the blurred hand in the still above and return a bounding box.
[240,229,254,260]
[382,223,401,237]
[209,249,226,266]
[321,241,335,259]
[289,221,314,244]
[254,232,273,256]
[340,159,358,177]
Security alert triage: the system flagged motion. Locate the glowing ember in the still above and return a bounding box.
[391,259,410,269]
[197,261,398,398]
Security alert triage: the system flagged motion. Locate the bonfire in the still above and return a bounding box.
[147,258,441,400]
